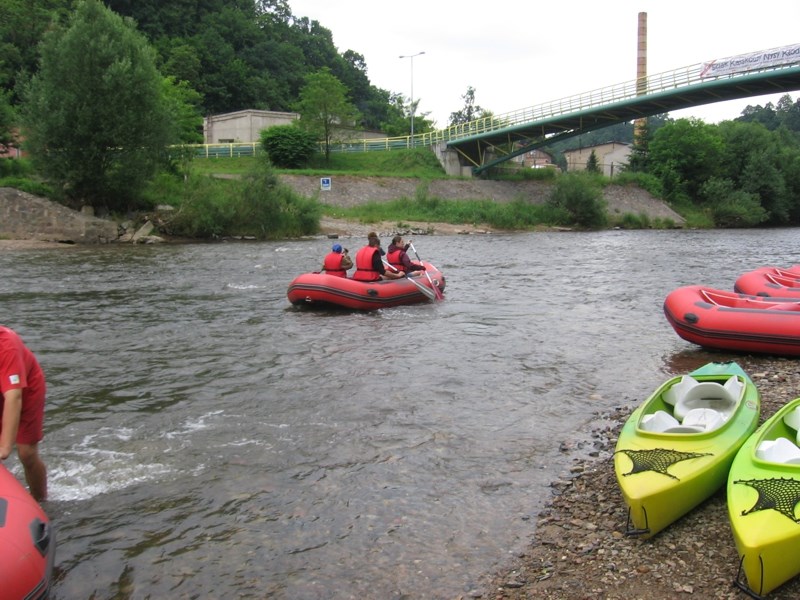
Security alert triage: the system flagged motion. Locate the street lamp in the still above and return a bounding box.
[399,51,425,145]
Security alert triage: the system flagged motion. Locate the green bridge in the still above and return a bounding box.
[190,44,800,176]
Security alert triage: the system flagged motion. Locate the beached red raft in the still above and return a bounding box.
[664,285,800,356]
[0,464,55,600]
[287,261,445,310]
[734,265,800,297]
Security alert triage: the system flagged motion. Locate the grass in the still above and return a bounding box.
[190,147,448,179]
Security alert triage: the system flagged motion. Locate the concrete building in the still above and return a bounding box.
[563,142,631,177]
[203,109,299,144]
[519,148,556,169]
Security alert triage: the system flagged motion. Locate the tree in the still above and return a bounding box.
[162,76,204,144]
[0,89,15,149]
[448,86,487,126]
[585,150,600,173]
[448,86,483,126]
[294,68,359,161]
[647,118,725,202]
[22,0,175,211]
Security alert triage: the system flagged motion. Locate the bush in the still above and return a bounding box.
[260,125,318,168]
[700,177,768,227]
[235,154,321,238]
[547,172,608,229]
[155,154,322,239]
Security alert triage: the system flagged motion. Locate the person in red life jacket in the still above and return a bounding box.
[386,235,427,275]
[0,325,48,502]
[321,243,352,277]
[352,232,405,281]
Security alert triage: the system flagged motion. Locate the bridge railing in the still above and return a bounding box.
[187,55,799,157]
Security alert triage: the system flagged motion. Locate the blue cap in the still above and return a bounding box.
[332,243,343,253]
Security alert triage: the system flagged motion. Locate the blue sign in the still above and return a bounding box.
[320,177,332,191]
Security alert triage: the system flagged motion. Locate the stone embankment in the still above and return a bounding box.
[0,187,118,244]
[0,177,685,245]
[279,175,686,226]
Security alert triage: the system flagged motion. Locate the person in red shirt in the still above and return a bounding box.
[0,326,47,502]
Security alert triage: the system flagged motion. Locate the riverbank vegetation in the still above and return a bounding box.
[3,1,800,239]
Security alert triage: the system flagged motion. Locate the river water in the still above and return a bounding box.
[0,228,794,599]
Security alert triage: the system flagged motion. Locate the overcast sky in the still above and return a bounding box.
[287,0,800,129]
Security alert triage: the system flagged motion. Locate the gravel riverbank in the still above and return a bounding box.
[479,355,800,600]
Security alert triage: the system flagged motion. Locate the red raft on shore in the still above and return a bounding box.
[0,464,56,600]
[734,265,800,297]
[664,285,800,356]
[287,261,445,310]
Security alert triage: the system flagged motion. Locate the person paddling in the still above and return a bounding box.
[352,232,405,281]
[386,235,427,276]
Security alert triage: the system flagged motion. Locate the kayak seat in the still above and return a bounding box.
[756,437,800,464]
[673,377,740,422]
[681,408,726,432]
[662,376,699,408]
[783,406,800,445]
[640,410,680,432]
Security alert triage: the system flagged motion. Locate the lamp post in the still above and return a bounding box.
[399,51,425,146]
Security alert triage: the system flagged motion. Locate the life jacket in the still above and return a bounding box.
[386,248,406,272]
[352,246,381,281]
[322,252,346,277]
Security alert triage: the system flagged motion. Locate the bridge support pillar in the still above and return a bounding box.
[433,142,472,177]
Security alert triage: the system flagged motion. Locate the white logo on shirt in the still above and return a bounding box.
[9,374,20,385]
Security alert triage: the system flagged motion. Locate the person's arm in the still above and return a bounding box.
[0,388,22,459]
[373,250,386,274]
[341,253,353,269]
[402,251,425,271]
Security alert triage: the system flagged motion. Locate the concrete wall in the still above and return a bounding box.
[563,142,631,177]
[204,109,300,143]
[0,188,118,243]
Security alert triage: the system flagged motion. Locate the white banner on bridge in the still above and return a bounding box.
[700,43,800,78]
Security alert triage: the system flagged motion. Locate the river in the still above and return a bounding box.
[0,228,793,599]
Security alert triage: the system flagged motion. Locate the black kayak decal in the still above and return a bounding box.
[735,477,800,523]
[616,448,711,480]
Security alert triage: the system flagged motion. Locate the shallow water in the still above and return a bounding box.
[0,228,792,599]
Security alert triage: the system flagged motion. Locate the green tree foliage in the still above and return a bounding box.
[737,94,800,132]
[22,0,175,211]
[699,177,767,227]
[259,124,317,168]
[547,172,607,229]
[585,150,600,173]
[0,89,16,148]
[448,86,488,126]
[295,68,359,161]
[647,118,725,203]
[0,0,75,104]
[162,76,204,144]
[236,153,320,238]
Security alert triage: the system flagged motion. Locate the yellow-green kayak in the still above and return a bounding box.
[614,361,760,539]
[728,396,800,597]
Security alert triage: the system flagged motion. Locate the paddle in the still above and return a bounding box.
[382,259,436,301]
[408,241,443,301]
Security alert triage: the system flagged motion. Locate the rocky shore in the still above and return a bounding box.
[479,355,800,600]
[1,178,684,246]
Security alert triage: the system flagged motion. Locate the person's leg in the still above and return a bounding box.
[17,442,47,502]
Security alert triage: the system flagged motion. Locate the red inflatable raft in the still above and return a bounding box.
[287,261,445,311]
[664,285,800,356]
[0,464,55,600]
[734,265,800,297]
